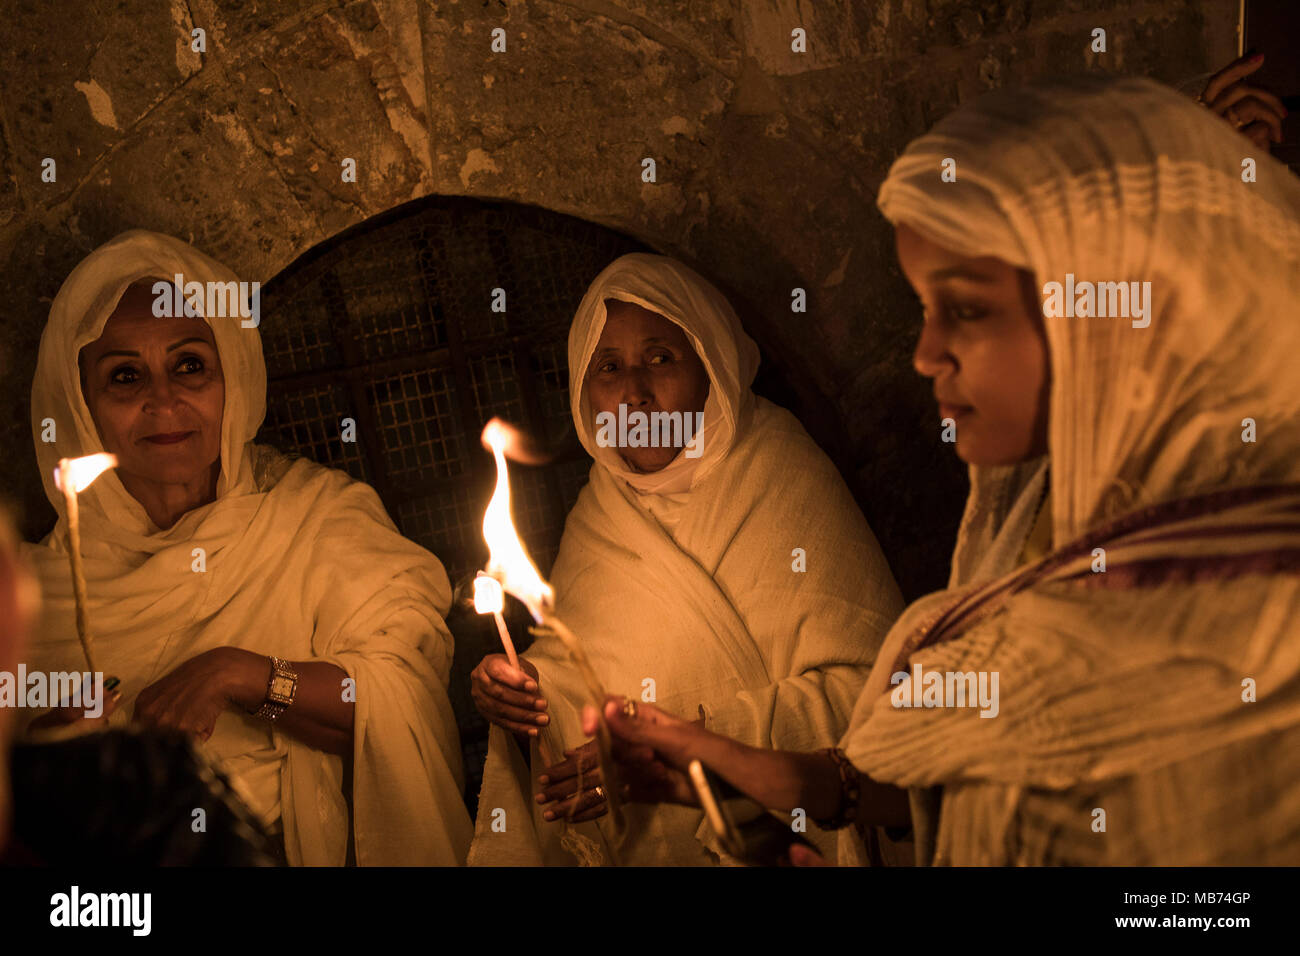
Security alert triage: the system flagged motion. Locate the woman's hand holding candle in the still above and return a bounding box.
[539,704,717,817]
[535,739,609,822]
[587,695,911,828]
[588,696,829,814]
[577,698,708,808]
[470,653,548,738]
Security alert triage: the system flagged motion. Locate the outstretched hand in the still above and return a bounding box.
[1200,53,1288,150]
[536,739,609,823]
[580,696,702,807]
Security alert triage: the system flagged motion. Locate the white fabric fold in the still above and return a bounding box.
[19,229,472,865]
[841,76,1300,865]
[567,253,760,519]
[470,254,903,865]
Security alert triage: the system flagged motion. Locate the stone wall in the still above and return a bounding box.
[0,0,1237,600]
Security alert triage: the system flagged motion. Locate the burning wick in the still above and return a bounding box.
[476,418,626,848]
[53,453,118,674]
[480,419,553,620]
[473,573,518,670]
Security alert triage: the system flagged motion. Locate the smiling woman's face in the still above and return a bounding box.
[77,282,225,488]
[584,299,710,473]
[895,222,1050,466]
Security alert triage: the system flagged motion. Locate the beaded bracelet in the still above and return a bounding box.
[812,746,861,831]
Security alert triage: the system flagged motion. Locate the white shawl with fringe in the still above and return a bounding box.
[841,76,1300,865]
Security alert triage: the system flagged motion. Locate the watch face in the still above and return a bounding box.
[270,675,295,700]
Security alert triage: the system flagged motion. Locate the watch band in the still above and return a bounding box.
[250,656,298,721]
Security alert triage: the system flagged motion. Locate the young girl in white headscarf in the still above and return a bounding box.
[17,230,473,865]
[587,74,1300,865]
[468,253,904,865]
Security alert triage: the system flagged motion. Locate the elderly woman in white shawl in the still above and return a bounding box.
[468,254,903,865]
[584,75,1300,865]
[16,230,473,865]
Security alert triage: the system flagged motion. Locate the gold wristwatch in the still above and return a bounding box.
[250,656,298,721]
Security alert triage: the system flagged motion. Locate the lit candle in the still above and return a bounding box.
[53,453,118,675]
[479,419,554,621]
[477,419,625,844]
[472,572,518,669]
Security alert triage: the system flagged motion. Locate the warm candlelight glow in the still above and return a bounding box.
[474,572,519,669]
[481,418,553,622]
[472,573,505,615]
[53,453,119,494]
[477,418,625,847]
[53,453,118,676]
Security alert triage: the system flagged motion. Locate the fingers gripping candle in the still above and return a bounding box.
[475,419,626,854]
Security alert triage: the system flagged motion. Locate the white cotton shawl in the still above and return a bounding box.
[566,252,762,526]
[469,254,904,865]
[18,230,473,865]
[841,76,1300,865]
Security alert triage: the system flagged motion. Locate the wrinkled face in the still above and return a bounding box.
[584,300,711,473]
[77,282,225,487]
[896,223,1050,466]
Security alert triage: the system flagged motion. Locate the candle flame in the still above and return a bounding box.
[472,572,504,615]
[481,419,554,622]
[54,453,119,494]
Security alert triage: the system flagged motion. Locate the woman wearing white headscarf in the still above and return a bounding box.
[587,74,1300,865]
[468,253,903,865]
[17,229,472,865]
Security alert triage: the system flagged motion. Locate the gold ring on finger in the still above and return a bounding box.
[622,699,638,719]
[593,785,606,800]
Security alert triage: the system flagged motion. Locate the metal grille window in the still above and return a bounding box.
[254,197,648,812]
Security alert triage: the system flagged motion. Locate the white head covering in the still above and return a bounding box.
[567,254,760,519]
[31,229,266,547]
[875,74,1300,548]
[20,230,472,865]
[473,257,903,867]
[841,75,1300,864]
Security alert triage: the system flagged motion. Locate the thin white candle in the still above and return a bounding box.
[476,419,626,849]
[473,573,518,669]
[52,453,117,676]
